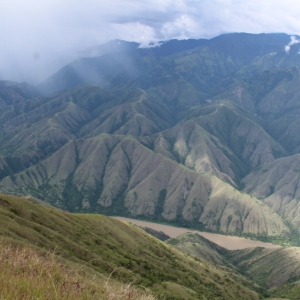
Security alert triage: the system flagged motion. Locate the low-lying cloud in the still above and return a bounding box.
[285,36,300,53]
[2,0,300,83]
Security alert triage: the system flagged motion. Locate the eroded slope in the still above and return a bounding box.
[0,135,288,237]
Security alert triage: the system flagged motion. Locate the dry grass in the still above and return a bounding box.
[0,194,262,299]
[0,241,155,300]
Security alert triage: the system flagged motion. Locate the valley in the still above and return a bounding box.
[0,194,265,299]
[0,193,299,299]
[2,32,300,298]
[2,33,300,245]
[114,216,282,250]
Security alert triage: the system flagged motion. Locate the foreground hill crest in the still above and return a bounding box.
[0,193,263,299]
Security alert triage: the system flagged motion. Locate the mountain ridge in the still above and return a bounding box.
[1,32,300,244]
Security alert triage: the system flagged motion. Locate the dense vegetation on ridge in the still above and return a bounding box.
[1,32,300,244]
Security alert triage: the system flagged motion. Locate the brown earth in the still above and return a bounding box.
[114,217,282,250]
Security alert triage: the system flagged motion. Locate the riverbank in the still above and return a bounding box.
[114,217,281,250]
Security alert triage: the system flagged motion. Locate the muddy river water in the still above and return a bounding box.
[114,217,281,250]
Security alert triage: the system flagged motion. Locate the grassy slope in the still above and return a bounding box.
[243,154,300,229]
[0,86,176,196]
[271,280,300,299]
[219,66,300,155]
[139,117,247,186]
[166,232,229,266]
[0,239,154,300]
[0,193,261,300]
[166,232,267,297]
[192,103,286,170]
[168,232,300,299]
[225,246,300,289]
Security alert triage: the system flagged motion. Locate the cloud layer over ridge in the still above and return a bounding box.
[1,0,300,83]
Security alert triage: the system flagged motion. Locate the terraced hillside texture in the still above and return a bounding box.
[2,33,300,245]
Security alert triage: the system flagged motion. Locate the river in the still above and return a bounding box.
[113,217,281,250]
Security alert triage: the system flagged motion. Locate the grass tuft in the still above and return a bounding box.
[0,240,155,300]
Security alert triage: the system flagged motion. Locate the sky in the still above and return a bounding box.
[1,0,300,84]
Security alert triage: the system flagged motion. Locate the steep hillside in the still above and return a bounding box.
[0,193,261,299]
[216,67,300,154]
[139,101,286,187]
[0,135,288,237]
[0,240,155,300]
[166,232,229,266]
[226,246,300,289]
[140,118,246,186]
[168,232,300,298]
[0,80,40,107]
[0,86,113,157]
[0,86,176,183]
[39,33,290,96]
[37,51,158,95]
[190,103,286,170]
[243,155,300,228]
[78,88,175,137]
[238,35,300,77]
[1,32,300,243]
[271,280,300,299]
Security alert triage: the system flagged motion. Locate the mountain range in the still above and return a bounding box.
[1,32,300,243]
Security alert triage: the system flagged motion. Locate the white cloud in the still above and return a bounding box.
[161,15,198,40]
[2,0,300,83]
[110,22,158,47]
[285,35,300,53]
[290,36,300,46]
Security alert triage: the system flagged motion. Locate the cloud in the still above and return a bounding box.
[285,35,300,53]
[2,0,300,83]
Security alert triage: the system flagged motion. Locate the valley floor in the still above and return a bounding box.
[114,217,282,250]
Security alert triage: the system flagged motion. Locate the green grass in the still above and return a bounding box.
[166,232,300,299]
[0,239,154,300]
[224,246,300,289]
[270,280,300,299]
[0,193,261,299]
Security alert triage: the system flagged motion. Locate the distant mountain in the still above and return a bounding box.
[38,33,290,95]
[77,38,208,59]
[0,80,40,106]
[243,154,300,227]
[77,39,140,58]
[0,134,288,236]
[2,32,300,242]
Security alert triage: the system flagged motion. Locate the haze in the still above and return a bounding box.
[2,0,300,84]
